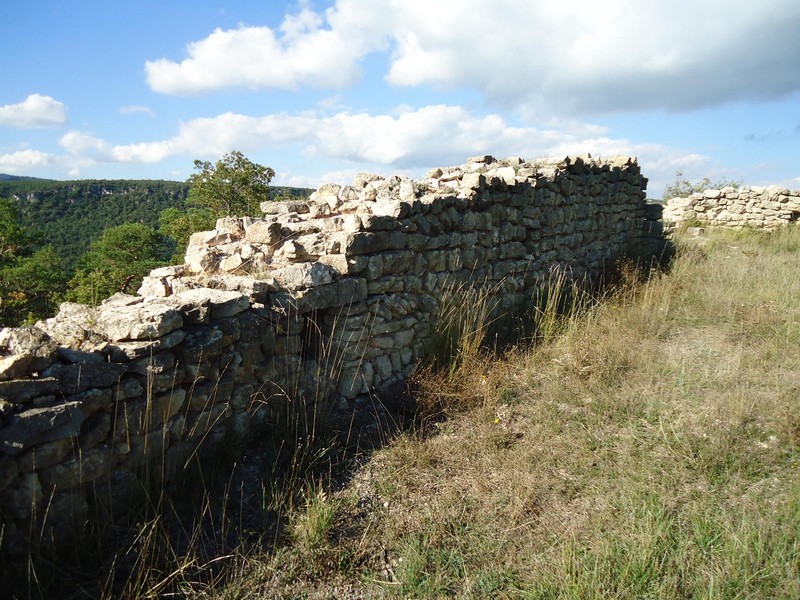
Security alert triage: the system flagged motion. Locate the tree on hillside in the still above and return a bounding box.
[187,150,275,218]
[0,198,66,325]
[67,223,172,305]
[158,206,215,263]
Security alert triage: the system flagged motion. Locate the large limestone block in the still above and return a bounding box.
[245,220,283,245]
[0,327,59,380]
[94,301,183,342]
[43,361,127,392]
[310,183,343,210]
[0,402,85,455]
[108,330,186,362]
[260,200,310,214]
[270,262,337,290]
[0,377,60,405]
[169,288,249,319]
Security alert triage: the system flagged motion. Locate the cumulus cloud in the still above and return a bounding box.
[385,0,800,113]
[0,94,67,128]
[60,131,112,157]
[49,104,708,195]
[145,3,387,94]
[0,149,57,173]
[144,0,800,113]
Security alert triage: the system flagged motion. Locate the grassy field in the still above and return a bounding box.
[14,225,800,598]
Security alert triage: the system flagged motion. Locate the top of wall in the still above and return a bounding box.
[167,153,643,288]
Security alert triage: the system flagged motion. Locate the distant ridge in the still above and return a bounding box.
[0,173,54,182]
[0,176,313,269]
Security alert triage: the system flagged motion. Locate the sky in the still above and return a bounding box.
[1,0,799,198]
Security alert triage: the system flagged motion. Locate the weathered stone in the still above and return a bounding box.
[171,288,249,319]
[260,200,309,215]
[38,446,114,491]
[69,387,113,416]
[108,330,186,361]
[95,301,183,342]
[0,402,84,455]
[340,231,390,255]
[186,405,230,438]
[137,276,173,298]
[0,327,58,379]
[245,220,283,245]
[0,454,19,489]
[0,377,60,405]
[157,388,186,422]
[4,472,43,519]
[270,262,337,290]
[114,375,144,401]
[219,253,244,272]
[180,328,225,364]
[43,361,126,393]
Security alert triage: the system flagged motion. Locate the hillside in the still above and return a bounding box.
[0,177,313,269]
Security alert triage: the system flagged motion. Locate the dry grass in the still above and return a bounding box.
[9,224,800,598]
[222,225,799,598]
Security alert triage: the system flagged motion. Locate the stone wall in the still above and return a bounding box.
[0,154,657,556]
[663,185,800,229]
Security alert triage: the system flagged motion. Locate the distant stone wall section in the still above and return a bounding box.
[663,185,800,229]
[0,154,658,556]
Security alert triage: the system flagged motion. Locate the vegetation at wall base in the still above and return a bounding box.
[5,224,799,598]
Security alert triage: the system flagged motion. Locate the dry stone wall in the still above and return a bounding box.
[0,154,657,556]
[663,185,800,229]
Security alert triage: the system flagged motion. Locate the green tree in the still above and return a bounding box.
[158,206,215,263]
[187,150,275,218]
[67,223,172,305]
[0,198,67,325]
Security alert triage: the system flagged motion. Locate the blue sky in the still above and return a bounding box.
[1,0,799,197]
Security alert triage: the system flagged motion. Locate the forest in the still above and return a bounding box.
[0,156,312,326]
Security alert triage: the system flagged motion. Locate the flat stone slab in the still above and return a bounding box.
[94,302,183,342]
[0,402,84,455]
[169,288,250,319]
[0,378,60,405]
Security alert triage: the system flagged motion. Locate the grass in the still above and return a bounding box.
[231,224,798,598]
[8,224,800,598]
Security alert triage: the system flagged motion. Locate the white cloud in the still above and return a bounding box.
[144,0,800,113]
[48,104,709,195]
[119,105,155,117]
[144,2,387,95]
[0,149,57,173]
[60,131,111,157]
[0,94,67,128]
[384,0,800,113]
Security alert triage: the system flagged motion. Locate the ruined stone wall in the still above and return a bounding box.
[0,154,656,555]
[663,185,800,229]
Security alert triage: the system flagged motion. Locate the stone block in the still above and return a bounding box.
[0,327,58,380]
[0,377,60,405]
[0,402,85,455]
[4,472,43,519]
[108,330,186,362]
[171,288,249,319]
[39,446,114,491]
[94,300,183,342]
[340,231,390,255]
